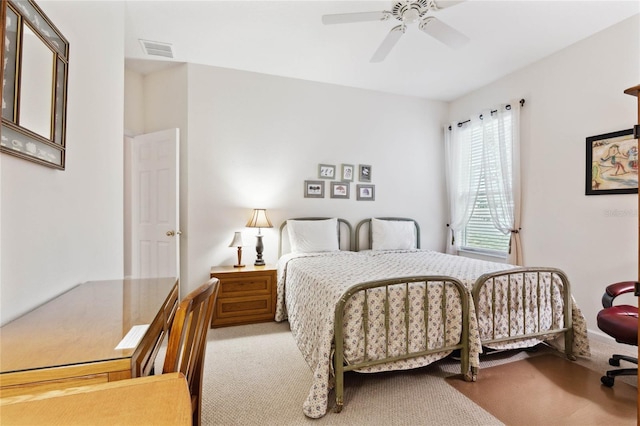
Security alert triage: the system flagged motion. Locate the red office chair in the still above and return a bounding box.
[596,281,638,387]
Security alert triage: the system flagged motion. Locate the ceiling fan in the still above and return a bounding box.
[322,0,469,62]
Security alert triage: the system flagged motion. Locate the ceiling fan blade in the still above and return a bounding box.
[429,0,466,10]
[370,25,405,63]
[322,11,389,25]
[419,16,469,49]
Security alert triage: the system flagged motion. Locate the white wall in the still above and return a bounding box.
[128,65,448,296]
[124,68,145,136]
[186,65,449,294]
[449,15,640,333]
[0,1,125,324]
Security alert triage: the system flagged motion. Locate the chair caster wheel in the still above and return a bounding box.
[601,375,614,387]
[608,358,620,367]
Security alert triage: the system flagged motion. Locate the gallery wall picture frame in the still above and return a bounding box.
[341,164,354,182]
[585,128,637,195]
[304,180,325,198]
[359,164,372,182]
[330,182,350,199]
[318,164,336,179]
[356,184,375,201]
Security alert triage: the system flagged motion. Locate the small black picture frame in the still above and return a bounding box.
[359,164,372,182]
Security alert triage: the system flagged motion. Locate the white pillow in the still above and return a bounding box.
[287,218,340,253]
[371,218,416,250]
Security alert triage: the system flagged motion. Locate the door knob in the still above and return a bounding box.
[166,230,183,237]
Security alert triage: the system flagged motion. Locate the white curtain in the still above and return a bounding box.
[444,101,522,265]
[482,103,522,265]
[444,119,480,255]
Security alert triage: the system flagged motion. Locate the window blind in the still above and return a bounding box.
[460,116,511,254]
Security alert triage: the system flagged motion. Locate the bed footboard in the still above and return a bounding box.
[333,276,471,413]
[472,267,574,362]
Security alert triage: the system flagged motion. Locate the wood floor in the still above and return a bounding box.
[447,354,636,426]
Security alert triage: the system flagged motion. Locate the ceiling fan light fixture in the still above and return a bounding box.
[402,8,421,24]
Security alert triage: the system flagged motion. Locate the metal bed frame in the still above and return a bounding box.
[470,267,575,377]
[355,218,577,380]
[278,217,578,414]
[333,275,471,413]
[278,217,353,256]
[279,218,473,414]
[355,216,421,251]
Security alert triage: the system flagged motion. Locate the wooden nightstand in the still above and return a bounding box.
[209,264,277,328]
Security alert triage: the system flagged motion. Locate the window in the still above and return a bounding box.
[455,111,514,256]
[461,179,511,255]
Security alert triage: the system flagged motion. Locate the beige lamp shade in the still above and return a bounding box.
[245,209,273,229]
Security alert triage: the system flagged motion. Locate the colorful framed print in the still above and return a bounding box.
[586,129,637,195]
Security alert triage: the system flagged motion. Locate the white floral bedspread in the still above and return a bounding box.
[276,249,590,418]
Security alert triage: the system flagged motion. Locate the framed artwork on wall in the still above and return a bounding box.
[356,184,375,201]
[359,164,372,182]
[304,180,325,198]
[318,164,336,179]
[330,182,349,199]
[341,164,354,182]
[585,128,637,195]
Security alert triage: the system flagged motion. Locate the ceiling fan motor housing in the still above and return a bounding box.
[392,0,432,24]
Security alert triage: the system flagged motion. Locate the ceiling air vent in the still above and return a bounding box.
[139,39,174,58]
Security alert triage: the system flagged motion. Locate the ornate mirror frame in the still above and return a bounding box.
[1,0,69,169]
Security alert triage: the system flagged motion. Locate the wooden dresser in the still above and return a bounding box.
[209,265,277,327]
[0,277,178,397]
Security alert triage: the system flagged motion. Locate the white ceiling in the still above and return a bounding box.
[124,0,639,101]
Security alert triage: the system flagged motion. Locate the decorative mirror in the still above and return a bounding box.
[1,0,69,169]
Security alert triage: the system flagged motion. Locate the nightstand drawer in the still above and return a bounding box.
[210,265,277,328]
[214,295,273,326]
[217,276,272,299]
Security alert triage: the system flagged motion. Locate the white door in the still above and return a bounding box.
[130,129,180,279]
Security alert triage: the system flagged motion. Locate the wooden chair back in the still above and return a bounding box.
[163,278,219,426]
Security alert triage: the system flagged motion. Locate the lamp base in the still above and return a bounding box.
[255,234,266,266]
[234,247,245,268]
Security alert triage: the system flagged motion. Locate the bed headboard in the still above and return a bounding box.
[355,217,421,251]
[278,218,353,257]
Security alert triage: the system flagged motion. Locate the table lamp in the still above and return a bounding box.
[246,209,273,266]
[228,231,245,268]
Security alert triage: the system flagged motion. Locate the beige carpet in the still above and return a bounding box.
[446,354,636,426]
[156,321,638,425]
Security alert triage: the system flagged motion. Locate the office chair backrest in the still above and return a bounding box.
[163,278,219,426]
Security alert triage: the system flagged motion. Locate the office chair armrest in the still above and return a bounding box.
[602,281,638,308]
